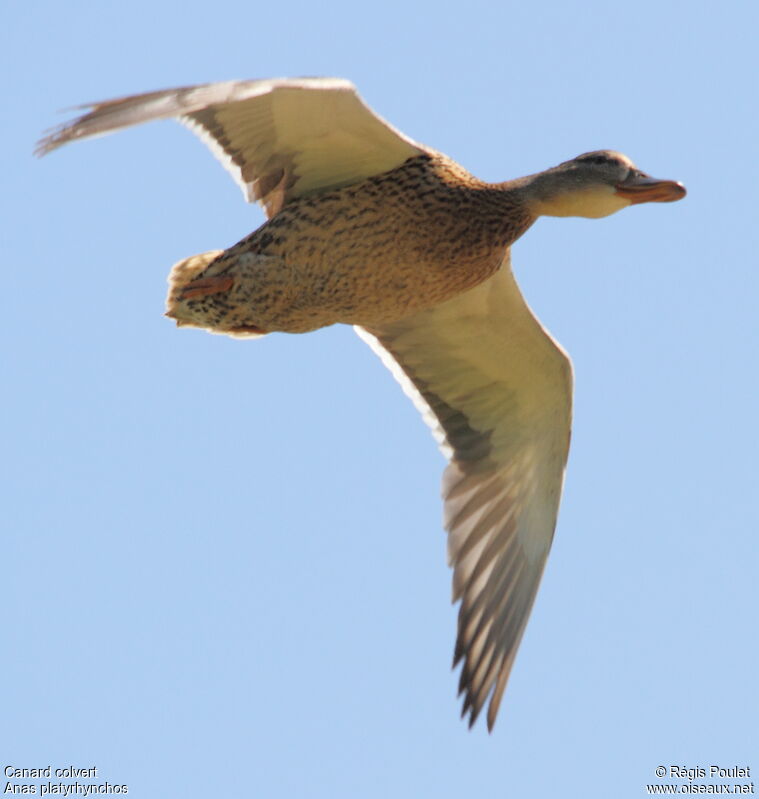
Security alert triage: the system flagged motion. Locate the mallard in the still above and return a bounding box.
[37,77,686,730]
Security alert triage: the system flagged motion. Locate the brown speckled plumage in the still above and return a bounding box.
[36,77,685,731]
[168,153,535,334]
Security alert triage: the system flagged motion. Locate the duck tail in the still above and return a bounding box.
[165,250,268,339]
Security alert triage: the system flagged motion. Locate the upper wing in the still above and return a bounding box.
[36,77,427,217]
[356,258,573,730]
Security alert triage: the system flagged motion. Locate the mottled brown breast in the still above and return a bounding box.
[178,154,536,334]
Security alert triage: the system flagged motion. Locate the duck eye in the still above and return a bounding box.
[578,154,612,166]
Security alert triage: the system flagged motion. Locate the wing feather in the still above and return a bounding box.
[356,257,572,729]
[36,78,426,217]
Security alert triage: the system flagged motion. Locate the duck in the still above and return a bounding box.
[36,77,686,730]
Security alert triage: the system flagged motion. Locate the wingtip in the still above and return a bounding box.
[33,133,57,159]
[463,699,482,730]
[34,123,88,158]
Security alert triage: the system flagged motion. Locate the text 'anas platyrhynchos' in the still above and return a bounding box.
[37,77,686,730]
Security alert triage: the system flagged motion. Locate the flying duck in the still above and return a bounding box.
[37,77,686,730]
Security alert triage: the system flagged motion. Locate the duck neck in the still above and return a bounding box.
[475,181,537,247]
[424,154,537,247]
[494,170,566,218]
[498,167,630,219]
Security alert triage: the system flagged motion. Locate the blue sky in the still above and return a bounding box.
[4,1,757,797]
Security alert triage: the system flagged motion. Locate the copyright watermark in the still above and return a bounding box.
[646,765,753,795]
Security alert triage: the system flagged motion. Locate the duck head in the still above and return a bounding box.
[519,150,686,219]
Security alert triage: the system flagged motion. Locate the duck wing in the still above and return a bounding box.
[356,257,573,730]
[36,78,427,217]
